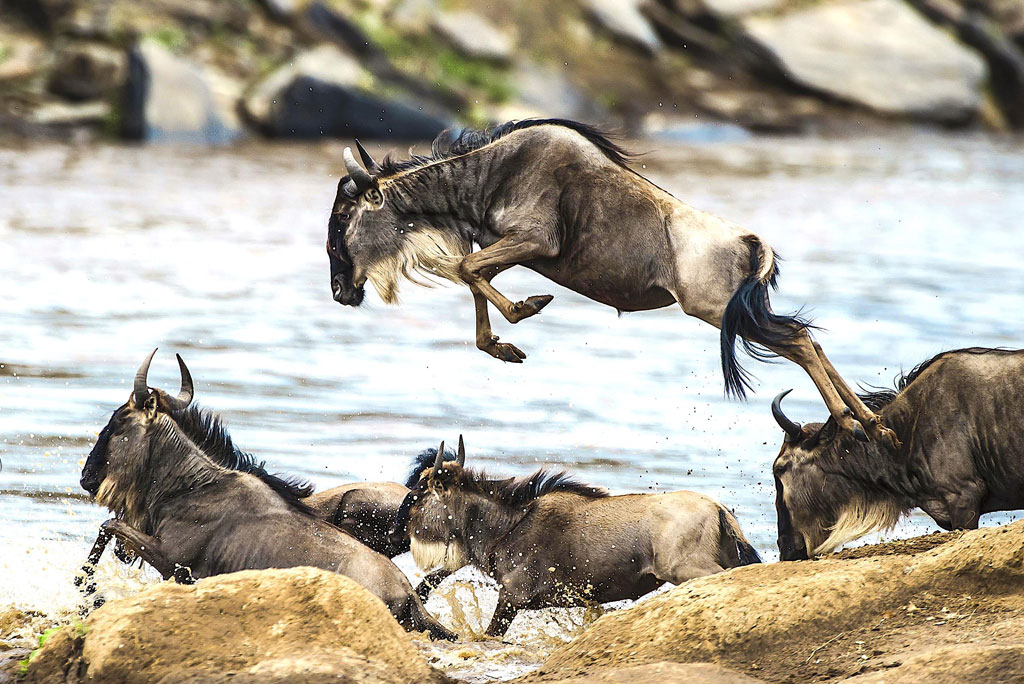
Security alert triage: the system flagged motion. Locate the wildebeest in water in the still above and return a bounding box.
[78,349,455,640]
[325,119,898,447]
[391,437,761,636]
[771,347,1024,561]
[306,447,457,599]
[305,446,456,557]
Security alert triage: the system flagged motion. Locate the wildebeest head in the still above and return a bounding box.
[81,349,194,509]
[327,141,471,306]
[391,436,469,572]
[327,142,411,306]
[771,390,904,560]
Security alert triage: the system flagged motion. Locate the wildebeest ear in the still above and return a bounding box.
[807,417,838,448]
[456,435,465,466]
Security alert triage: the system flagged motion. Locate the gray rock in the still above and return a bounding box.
[742,0,988,122]
[432,11,513,62]
[390,0,438,36]
[505,62,606,122]
[243,45,450,140]
[691,0,782,18]
[123,40,243,145]
[585,0,661,53]
[47,42,126,101]
[29,100,109,126]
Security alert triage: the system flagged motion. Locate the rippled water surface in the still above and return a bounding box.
[2,132,1023,678]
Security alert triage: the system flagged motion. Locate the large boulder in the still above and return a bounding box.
[23,567,448,684]
[432,11,514,63]
[242,45,450,140]
[47,42,126,101]
[741,0,988,123]
[531,521,1024,683]
[122,40,243,145]
[540,662,765,683]
[584,0,662,54]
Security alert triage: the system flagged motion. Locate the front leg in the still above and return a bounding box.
[472,288,526,363]
[414,568,453,603]
[99,519,195,584]
[75,525,115,612]
[458,234,557,327]
[485,587,523,638]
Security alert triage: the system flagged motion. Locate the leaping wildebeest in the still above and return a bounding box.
[771,347,1024,561]
[391,437,761,636]
[78,349,456,640]
[325,119,898,447]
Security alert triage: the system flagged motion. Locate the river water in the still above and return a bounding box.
[1,132,1023,679]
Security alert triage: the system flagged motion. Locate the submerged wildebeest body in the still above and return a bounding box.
[771,347,1024,561]
[393,439,761,636]
[79,350,455,640]
[304,447,456,558]
[325,119,898,447]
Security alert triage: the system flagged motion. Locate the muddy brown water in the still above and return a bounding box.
[1,132,1023,680]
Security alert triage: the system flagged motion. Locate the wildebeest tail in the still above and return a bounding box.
[719,506,761,567]
[720,235,811,399]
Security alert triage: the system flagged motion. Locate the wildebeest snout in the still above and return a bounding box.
[331,274,364,306]
[779,533,808,561]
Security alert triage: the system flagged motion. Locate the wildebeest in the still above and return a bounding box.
[78,349,455,640]
[392,437,761,636]
[305,448,456,600]
[304,447,456,557]
[771,347,1024,561]
[325,119,897,447]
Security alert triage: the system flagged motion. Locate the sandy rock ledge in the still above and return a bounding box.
[23,567,449,684]
[526,520,1024,683]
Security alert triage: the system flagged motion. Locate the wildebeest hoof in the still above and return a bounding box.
[480,335,527,363]
[508,294,553,323]
[852,422,869,442]
[874,424,903,451]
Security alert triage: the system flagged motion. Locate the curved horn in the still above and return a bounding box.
[343,147,373,193]
[433,441,446,475]
[133,348,158,407]
[456,434,465,467]
[160,353,195,412]
[772,389,804,442]
[355,139,378,172]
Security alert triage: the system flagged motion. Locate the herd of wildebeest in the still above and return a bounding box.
[77,119,1024,641]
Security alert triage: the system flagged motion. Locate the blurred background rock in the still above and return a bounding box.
[0,0,1022,143]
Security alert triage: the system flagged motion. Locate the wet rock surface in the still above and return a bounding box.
[22,567,449,684]
[527,520,1024,683]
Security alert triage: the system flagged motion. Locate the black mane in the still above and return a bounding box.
[858,347,1012,411]
[404,446,457,488]
[468,467,609,507]
[171,405,315,514]
[377,119,634,178]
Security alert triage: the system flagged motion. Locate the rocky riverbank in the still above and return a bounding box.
[2,0,1023,143]
[8,520,1024,683]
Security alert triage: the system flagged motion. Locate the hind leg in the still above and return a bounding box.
[811,341,901,450]
[767,330,869,441]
